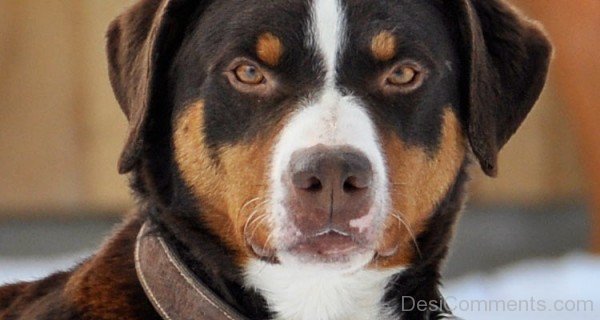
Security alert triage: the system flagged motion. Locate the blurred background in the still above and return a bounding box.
[0,1,598,319]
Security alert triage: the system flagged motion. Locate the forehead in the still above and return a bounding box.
[171,0,460,150]
[192,0,452,59]
[343,0,450,40]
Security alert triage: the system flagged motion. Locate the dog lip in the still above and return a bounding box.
[245,231,278,262]
[288,230,367,259]
[249,240,278,262]
[312,228,351,237]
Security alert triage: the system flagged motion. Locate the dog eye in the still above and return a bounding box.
[382,62,425,93]
[388,66,417,85]
[234,64,265,85]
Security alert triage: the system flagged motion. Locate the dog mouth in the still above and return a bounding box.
[286,229,372,263]
[245,218,397,266]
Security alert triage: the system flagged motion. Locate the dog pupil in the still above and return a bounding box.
[246,66,256,78]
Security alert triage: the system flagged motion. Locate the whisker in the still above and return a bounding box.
[257,230,276,274]
[249,213,270,240]
[238,197,262,219]
[242,198,271,237]
[263,231,275,252]
[391,212,422,259]
[244,207,265,237]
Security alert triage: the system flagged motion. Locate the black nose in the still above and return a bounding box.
[287,145,374,233]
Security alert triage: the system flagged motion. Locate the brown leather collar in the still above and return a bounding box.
[135,221,247,320]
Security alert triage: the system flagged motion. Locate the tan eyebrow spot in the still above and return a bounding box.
[371,31,397,61]
[256,32,284,66]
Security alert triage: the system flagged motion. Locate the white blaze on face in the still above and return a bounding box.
[269,0,389,261]
[245,2,396,319]
[311,0,345,84]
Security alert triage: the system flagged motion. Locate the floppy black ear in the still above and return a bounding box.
[106,0,209,174]
[454,0,552,176]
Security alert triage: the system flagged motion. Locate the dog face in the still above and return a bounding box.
[108,0,551,272]
[167,0,467,271]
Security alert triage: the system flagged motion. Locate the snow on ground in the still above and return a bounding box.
[1,252,598,319]
[0,251,92,285]
[442,253,600,319]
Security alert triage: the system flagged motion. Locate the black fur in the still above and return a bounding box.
[111,0,551,318]
[128,1,549,319]
[340,0,462,154]
[0,0,551,319]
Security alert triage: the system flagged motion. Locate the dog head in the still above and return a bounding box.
[107,0,551,272]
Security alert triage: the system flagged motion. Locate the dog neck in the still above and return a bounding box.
[136,219,398,320]
[135,221,246,320]
[148,208,273,318]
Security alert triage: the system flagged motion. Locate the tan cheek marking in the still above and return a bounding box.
[371,31,397,62]
[218,142,275,259]
[173,102,282,264]
[173,102,227,212]
[174,103,243,259]
[256,32,284,67]
[374,108,466,268]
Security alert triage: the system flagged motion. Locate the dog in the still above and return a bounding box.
[0,0,551,319]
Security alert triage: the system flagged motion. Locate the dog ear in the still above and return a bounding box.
[454,0,552,176]
[106,0,206,174]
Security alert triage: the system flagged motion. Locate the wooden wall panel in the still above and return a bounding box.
[511,0,600,251]
[0,1,83,212]
[0,0,589,217]
[469,82,584,204]
[0,1,133,216]
[73,1,133,212]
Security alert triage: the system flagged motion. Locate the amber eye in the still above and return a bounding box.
[387,65,419,86]
[381,62,426,94]
[234,64,265,85]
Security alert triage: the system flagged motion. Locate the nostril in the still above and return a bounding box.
[343,175,370,193]
[306,177,322,192]
[292,172,323,192]
[343,177,359,193]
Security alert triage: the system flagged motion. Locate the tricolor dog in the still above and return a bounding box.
[0,0,551,319]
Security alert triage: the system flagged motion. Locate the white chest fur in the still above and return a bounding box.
[245,259,400,320]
